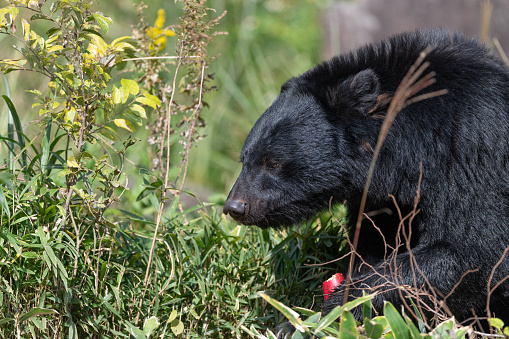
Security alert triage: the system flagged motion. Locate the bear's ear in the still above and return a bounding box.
[326,69,380,116]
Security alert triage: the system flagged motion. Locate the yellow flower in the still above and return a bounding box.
[147,9,175,52]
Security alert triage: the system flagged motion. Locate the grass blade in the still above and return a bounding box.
[338,310,358,339]
[384,301,410,339]
[314,293,375,333]
[1,94,28,177]
[19,307,58,323]
[41,117,52,175]
[2,76,14,170]
[258,292,307,334]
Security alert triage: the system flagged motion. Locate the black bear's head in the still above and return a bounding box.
[223,69,384,228]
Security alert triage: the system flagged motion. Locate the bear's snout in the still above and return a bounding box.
[223,199,248,219]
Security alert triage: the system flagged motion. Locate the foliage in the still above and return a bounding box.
[0,0,347,337]
[256,294,472,339]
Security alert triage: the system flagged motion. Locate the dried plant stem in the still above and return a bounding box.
[481,0,493,43]
[486,245,509,317]
[135,51,184,326]
[493,39,509,66]
[178,61,206,194]
[343,49,447,305]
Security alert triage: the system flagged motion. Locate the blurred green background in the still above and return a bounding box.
[0,0,330,206]
[1,0,503,208]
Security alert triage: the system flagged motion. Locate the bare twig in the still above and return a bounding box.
[135,50,183,325]
[344,49,448,305]
[486,245,509,317]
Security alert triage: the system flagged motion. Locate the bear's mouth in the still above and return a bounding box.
[224,195,316,228]
[231,208,302,229]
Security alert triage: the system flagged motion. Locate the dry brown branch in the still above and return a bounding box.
[343,49,448,317]
[493,39,509,66]
[481,0,493,43]
[486,245,509,317]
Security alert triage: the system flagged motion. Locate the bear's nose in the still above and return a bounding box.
[223,199,247,219]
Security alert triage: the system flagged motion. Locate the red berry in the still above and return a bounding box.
[323,273,345,300]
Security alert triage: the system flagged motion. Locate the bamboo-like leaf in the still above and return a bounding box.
[258,293,307,334]
[365,318,385,339]
[404,315,422,339]
[68,319,77,339]
[19,307,58,323]
[0,318,14,325]
[338,310,358,339]
[384,302,410,339]
[1,93,28,176]
[0,185,9,218]
[314,293,375,333]
[41,118,52,175]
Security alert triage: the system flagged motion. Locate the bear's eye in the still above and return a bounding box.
[265,159,281,170]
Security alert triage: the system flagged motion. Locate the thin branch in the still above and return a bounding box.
[343,49,447,306]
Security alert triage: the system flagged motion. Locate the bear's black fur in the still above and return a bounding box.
[224,29,509,325]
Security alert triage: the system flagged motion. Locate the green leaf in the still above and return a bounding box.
[99,261,107,280]
[259,293,307,334]
[21,252,39,259]
[125,321,147,339]
[293,307,318,318]
[362,294,372,321]
[19,307,58,323]
[92,13,112,34]
[68,319,78,339]
[384,302,410,339]
[170,318,184,336]
[338,310,358,339]
[404,315,422,339]
[36,227,68,288]
[22,18,31,41]
[0,318,14,325]
[30,13,52,22]
[114,119,135,132]
[364,318,385,339]
[2,94,28,177]
[136,186,156,202]
[41,118,52,175]
[168,310,178,322]
[131,104,146,118]
[46,27,62,37]
[314,293,375,334]
[98,126,119,141]
[112,85,121,104]
[121,78,139,96]
[143,316,160,337]
[0,186,10,218]
[136,93,161,109]
[4,229,21,254]
[0,7,19,27]
[489,318,504,329]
